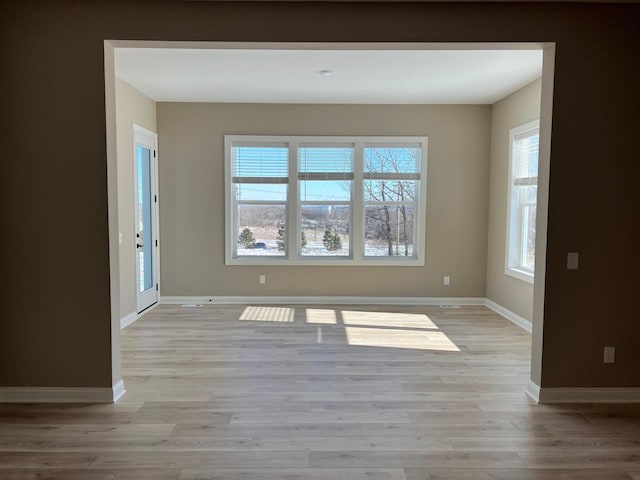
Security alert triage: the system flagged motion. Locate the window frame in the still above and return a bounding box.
[505,120,539,283]
[225,135,428,266]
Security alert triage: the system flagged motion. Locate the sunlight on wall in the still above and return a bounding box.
[305,308,338,324]
[345,326,460,351]
[239,306,295,322]
[341,310,438,329]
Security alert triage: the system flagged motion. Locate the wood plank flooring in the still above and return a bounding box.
[1,304,639,479]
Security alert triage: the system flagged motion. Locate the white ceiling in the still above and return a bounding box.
[115,47,543,104]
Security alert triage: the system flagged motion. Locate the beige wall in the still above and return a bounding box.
[115,78,157,317]
[486,79,542,321]
[157,103,491,297]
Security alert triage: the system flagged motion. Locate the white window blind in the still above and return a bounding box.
[513,133,539,186]
[298,146,355,181]
[225,135,428,266]
[232,145,289,183]
[506,120,539,282]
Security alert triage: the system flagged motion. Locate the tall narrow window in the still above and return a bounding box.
[506,120,539,282]
[298,145,354,257]
[364,146,421,257]
[231,144,288,257]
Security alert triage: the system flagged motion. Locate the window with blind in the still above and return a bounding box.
[506,120,539,282]
[231,144,288,257]
[364,146,420,257]
[225,136,428,265]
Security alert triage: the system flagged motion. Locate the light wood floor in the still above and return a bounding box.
[1,304,639,479]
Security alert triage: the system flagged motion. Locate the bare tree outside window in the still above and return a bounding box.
[226,136,426,265]
[364,147,419,257]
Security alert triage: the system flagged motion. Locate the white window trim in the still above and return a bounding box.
[225,135,428,266]
[505,119,539,284]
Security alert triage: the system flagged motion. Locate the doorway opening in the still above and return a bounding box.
[104,41,554,401]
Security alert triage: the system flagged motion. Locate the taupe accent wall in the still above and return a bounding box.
[486,79,542,321]
[157,103,490,298]
[115,78,157,318]
[0,1,638,390]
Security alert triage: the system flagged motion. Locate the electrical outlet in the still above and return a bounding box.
[603,346,615,363]
[444,276,450,286]
[567,252,579,270]
[259,274,266,285]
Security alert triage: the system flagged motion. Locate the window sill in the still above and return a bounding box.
[226,257,425,267]
[505,267,534,284]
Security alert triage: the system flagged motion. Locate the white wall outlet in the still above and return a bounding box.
[603,346,615,363]
[444,275,450,286]
[259,274,266,285]
[567,252,579,270]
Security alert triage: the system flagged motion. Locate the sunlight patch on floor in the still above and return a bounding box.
[239,306,295,322]
[341,310,438,329]
[345,326,460,351]
[305,308,338,325]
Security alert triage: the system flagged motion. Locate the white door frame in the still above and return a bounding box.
[133,124,160,313]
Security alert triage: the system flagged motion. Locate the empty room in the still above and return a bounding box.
[1,1,639,479]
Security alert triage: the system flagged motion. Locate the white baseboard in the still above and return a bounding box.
[526,380,541,402]
[160,295,486,306]
[484,298,532,333]
[120,311,138,329]
[112,379,126,402]
[121,303,160,330]
[160,296,532,332]
[160,296,216,305]
[527,380,640,403]
[0,380,126,403]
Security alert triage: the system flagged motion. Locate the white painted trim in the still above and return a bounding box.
[225,135,428,267]
[108,41,549,51]
[505,267,534,284]
[484,298,532,333]
[162,295,533,332]
[133,124,160,313]
[530,43,555,390]
[526,380,541,402]
[104,40,125,404]
[120,311,138,329]
[0,381,126,404]
[112,380,126,402]
[505,119,540,284]
[160,295,486,306]
[537,386,640,404]
[121,303,159,329]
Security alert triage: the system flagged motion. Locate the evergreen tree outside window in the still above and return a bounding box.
[230,144,288,257]
[225,135,427,266]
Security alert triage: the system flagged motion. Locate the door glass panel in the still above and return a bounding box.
[137,145,153,293]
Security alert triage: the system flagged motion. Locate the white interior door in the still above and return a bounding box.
[133,125,159,313]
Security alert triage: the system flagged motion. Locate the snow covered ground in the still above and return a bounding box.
[237,240,413,257]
